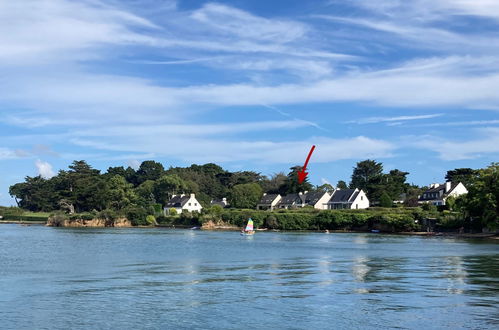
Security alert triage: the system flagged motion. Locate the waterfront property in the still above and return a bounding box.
[164,193,203,214]
[256,193,282,210]
[327,188,369,209]
[302,191,331,210]
[276,193,304,209]
[210,197,229,208]
[418,181,468,206]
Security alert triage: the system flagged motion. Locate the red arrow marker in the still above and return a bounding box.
[297,145,315,184]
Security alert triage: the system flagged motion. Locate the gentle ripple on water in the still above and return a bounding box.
[0,225,498,329]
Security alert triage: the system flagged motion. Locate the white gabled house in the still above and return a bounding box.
[276,193,304,209]
[257,193,281,211]
[302,191,331,210]
[418,182,467,206]
[164,193,203,214]
[327,188,369,210]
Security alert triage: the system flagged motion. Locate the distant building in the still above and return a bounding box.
[165,193,203,214]
[302,191,331,210]
[327,188,369,209]
[277,193,304,209]
[257,193,281,211]
[210,198,229,208]
[418,182,468,206]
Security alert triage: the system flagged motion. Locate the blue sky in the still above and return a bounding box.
[1,0,499,205]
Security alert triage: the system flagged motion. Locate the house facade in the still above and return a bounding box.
[302,191,331,210]
[418,182,467,206]
[327,188,369,210]
[257,193,281,210]
[277,193,304,209]
[165,193,203,213]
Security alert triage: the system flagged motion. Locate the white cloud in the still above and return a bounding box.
[0,148,26,160]
[410,127,499,160]
[68,134,395,165]
[191,3,307,43]
[0,0,159,65]
[347,114,443,124]
[35,159,55,179]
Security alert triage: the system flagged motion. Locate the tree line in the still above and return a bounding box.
[7,160,498,230]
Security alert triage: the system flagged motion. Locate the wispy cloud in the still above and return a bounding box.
[410,127,499,160]
[347,114,443,124]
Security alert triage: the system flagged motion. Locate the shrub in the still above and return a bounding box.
[169,208,177,216]
[124,206,148,226]
[146,215,157,226]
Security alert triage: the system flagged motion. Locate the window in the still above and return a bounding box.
[188,203,191,206]
[361,196,363,200]
[194,203,197,206]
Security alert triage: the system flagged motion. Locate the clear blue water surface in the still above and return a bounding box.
[0,225,498,329]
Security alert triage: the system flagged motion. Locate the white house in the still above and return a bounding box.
[418,182,468,206]
[276,193,304,209]
[327,188,369,209]
[165,193,203,214]
[302,191,331,210]
[257,193,281,210]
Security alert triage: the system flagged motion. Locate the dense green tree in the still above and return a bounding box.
[261,172,287,194]
[316,183,334,193]
[229,183,263,209]
[379,192,393,208]
[350,160,384,200]
[153,174,188,205]
[336,180,348,189]
[135,161,165,185]
[134,180,156,205]
[445,168,478,188]
[383,169,410,200]
[106,175,137,210]
[458,163,499,230]
[279,166,313,194]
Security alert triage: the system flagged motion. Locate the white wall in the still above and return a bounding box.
[350,190,369,209]
[183,194,203,212]
[448,182,468,198]
[314,192,331,210]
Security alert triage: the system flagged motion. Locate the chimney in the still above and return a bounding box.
[222,197,227,202]
[180,194,185,197]
[430,183,440,189]
[298,192,302,195]
[304,191,308,194]
[263,193,267,196]
[445,181,451,192]
[190,193,195,198]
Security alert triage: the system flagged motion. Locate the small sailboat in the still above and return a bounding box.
[240,218,255,236]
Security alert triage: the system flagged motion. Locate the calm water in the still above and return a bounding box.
[0,225,498,329]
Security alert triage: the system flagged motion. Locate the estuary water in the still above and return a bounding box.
[0,225,498,329]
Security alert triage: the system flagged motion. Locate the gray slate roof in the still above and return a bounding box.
[166,195,190,208]
[258,194,280,204]
[303,191,327,205]
[419,183,459,201]
[279,193,302,205]
[329,189,356,203]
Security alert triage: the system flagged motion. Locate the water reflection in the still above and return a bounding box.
[1,226,498,330]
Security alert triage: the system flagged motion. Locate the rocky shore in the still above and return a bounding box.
[46,216,132,227]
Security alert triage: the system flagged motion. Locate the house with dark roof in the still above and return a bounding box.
[418,182,467,206]
[210,198,229,208]
[165,193,203,214]
[327,188,369,209]
[277,193,305,209]
[257,193,281,210]
[302,191,331,210]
